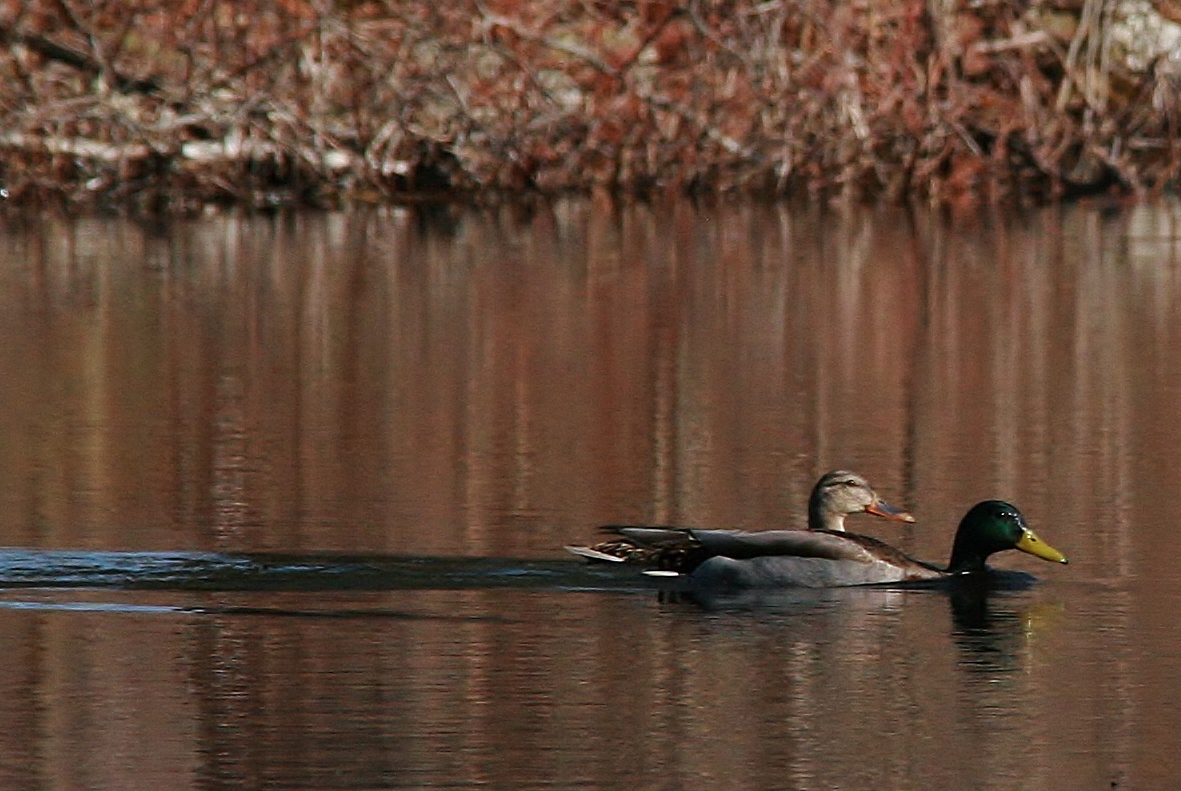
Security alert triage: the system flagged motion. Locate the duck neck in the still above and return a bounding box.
[945,548,988,575]
[808,502,845,532]
[946,531,995,574]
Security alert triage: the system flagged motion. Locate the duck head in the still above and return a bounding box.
[808,470,916,531]
[946,500,1068,574]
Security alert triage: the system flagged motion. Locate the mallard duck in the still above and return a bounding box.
[566,500,1067,587]
[567,470,913,569]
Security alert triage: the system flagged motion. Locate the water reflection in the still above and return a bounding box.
[948,576,1046,672]
[664,575,1060,686]
[0,576,1080,791]
[0,205,1172,566]
[0,198,1178,789]
[0,201,1179,572]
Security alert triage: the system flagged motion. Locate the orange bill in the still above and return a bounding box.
[865,499,916,523]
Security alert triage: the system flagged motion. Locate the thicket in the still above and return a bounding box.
[1,0,1179,210]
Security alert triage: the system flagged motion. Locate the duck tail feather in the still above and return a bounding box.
[565,545,627,563]
[599,526,693,546]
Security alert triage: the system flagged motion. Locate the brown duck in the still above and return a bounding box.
[568,469,914,572]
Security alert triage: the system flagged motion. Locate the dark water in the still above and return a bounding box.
[0,200,1178,789]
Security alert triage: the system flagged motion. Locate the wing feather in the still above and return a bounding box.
[687,529,880,562]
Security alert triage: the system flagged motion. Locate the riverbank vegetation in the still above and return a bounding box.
[2,0,1180,211]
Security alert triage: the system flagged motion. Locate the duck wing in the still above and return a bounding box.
[566,526,709,572]
[683,528,882,562]
[590,526,884,563]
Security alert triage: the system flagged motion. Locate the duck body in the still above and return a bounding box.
[567,501,1068,588]
[693,555,926,587]
[568,470,914,572]
[689,532,944,587]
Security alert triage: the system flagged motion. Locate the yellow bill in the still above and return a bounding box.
[1015,528,1068,564]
